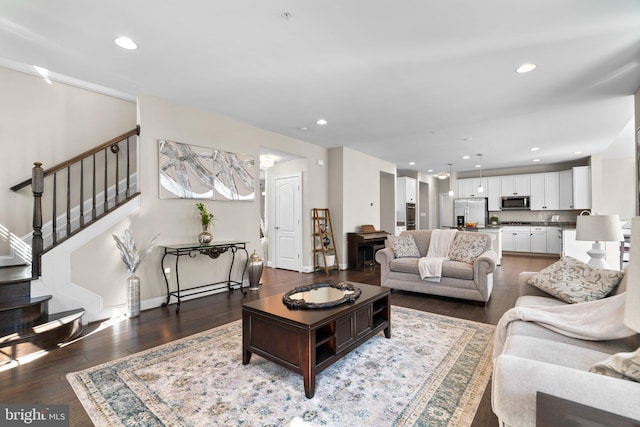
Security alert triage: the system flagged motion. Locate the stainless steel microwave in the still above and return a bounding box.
[501,196,530,210]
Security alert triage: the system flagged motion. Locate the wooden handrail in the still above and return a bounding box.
[10,125,140,192]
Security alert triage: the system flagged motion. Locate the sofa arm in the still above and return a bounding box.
[492,354,640,427]
[375,247,395,286]
[518,271,554,298]
[474,249,498,275]
[472,250,498,301]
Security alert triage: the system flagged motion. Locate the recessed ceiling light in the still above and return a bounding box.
[427,169,434,173]
[475,164,481,168]
[409,162,415,166]
[574,151,583,155]
[516,63,537,73]
[532,158,541,162]
[316,119,327,125]
[298,127,309,132]
[462,155,470,160]
[530,147,540,152]
[114,36,138,50]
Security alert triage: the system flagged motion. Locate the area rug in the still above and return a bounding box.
[67,306,495,426]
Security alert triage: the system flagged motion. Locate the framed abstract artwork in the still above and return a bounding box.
[159,140,255,201]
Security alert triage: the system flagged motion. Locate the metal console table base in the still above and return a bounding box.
[160,241,249,313]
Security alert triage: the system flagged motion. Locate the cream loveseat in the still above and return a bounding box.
[375,229,498,303]
[492,268,640,426]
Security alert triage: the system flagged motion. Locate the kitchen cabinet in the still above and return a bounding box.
[457,178,487,198]
[397,177,417,204]
[502,226,531,252]
[546,226,563,255]
[559,170,574,210]
[530,226,547,253]
[530,173,559,210]
[501,175,530,196]
[487,177,502,211]
[572,166,591,210]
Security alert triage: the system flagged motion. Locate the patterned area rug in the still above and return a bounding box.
[68,306,495,426]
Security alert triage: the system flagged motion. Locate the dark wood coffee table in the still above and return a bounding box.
[242,282,391,398]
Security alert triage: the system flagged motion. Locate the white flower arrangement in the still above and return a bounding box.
[113,229,159,274]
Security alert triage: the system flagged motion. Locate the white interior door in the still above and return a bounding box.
[274,173,302,271]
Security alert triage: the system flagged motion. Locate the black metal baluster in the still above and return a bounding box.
[92,153,97,220]
[103,148,108,214]
[66,166,71,237]
[52,172,58,245]
[126,136,131,198]
[80,159,84,227]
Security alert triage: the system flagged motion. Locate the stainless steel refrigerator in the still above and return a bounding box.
[454,198,488,227]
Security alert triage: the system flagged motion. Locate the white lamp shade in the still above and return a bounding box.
[576,214,624,242]
[624,217,640,332]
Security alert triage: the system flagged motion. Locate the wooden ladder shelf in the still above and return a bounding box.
[312,208,339,273]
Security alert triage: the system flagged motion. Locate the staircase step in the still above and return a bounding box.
[0,265,32,299]
[0,265,31,283]
[0,309,84,363]
[0,295,52,334]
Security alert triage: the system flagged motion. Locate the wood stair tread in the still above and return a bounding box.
[0,295,52,312]
[0,265,32,284]
[0,308,84,345]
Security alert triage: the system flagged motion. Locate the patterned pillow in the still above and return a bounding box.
[388,235,421,258]
[527,256,623,304]
[447,233,488,264]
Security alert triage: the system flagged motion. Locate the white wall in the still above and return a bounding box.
[379,171,396,233]
[0,67,136,256]
[70,95,329,310]
[329,147,396,267]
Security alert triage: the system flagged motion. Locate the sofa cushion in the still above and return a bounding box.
[442,260,474,280]
[448,233,489,264]
[387,235,421,258]
[389,257,420,274]
[502,335,612,371]
[526,256,623,304]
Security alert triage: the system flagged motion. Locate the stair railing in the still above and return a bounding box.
[11,126,141,277]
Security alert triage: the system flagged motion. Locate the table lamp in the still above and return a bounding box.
[624,216,640,332]
[575,213,623,269]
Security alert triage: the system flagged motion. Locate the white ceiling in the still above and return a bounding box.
[1,0,639,175]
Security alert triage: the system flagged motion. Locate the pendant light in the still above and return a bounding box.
[477,154,484,193]
[447,163,454,197]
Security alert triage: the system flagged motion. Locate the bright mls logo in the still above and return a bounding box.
[1,404,69,426]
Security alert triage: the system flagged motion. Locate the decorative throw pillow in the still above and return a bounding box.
[527,256,623,304]
[387,235,421,258]
[447,233,488,264]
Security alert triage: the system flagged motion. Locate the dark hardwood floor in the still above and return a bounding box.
[0,254,556,426]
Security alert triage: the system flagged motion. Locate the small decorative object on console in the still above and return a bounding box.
[196,202,215,244]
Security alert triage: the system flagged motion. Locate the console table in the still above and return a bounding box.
[160,241,249,312]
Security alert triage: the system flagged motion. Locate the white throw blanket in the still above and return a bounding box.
[418,229,457,282]
[493,293,637,359]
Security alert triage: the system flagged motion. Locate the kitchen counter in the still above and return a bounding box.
[498,221,576,228]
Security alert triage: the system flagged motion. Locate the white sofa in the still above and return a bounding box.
[492,271,640,426]
[375,229,498,303]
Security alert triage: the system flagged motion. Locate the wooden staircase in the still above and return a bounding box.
[0,265,84,363]
[0,127,139,364]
